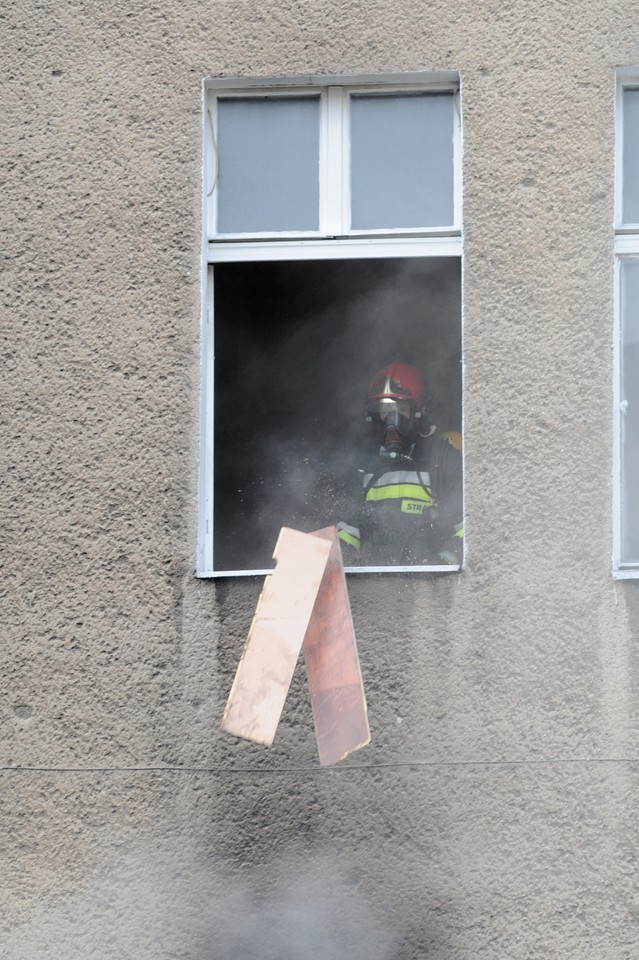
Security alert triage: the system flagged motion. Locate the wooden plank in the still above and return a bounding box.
[304,527,371,766]
[220,527,332,746]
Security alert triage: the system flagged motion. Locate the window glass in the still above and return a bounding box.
[349,93,455,230]
[216,96,320,234]
[621,259,639,562]
[622,88,639,225]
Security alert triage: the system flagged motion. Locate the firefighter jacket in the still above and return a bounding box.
[337,432,463,565]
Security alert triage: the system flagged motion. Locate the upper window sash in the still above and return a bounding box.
[203,79,461,243]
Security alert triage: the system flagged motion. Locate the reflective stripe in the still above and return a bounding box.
[363,469,431,487]
[337,521,360,538]
[338,529,360,551]
[337,521,361,552]
[454,523,464,538]
[366,483,433,504]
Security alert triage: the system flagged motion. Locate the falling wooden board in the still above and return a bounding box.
[304,526,370,766]
[220,526,332,746]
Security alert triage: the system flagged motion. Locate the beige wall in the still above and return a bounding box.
[4,2,639,956]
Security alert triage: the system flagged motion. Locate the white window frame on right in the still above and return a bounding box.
[614,70,639,576]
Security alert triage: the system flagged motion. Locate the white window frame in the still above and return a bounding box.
[614,70,639,577]
[198,72,463,578]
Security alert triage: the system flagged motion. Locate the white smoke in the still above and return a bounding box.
[2,851,398,960]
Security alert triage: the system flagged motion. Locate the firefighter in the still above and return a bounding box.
[337,360,463,566]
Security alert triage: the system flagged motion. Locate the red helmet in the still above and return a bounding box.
[367,361,426,408]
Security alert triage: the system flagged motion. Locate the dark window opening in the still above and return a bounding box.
[213,257,462,572]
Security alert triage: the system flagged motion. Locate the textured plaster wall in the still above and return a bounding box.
[4,1,639,957]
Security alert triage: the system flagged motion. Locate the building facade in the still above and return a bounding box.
[4,1,639,956]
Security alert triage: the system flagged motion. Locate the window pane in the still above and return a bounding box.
[621,259,639,562]
[622,88,639,224]
[217,97,320,233]
[350,93,455,230]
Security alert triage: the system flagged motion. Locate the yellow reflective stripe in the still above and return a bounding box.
[455,526,464,538]
[365,483,433,503]
[338,529,360,551]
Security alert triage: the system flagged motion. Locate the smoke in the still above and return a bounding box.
[2,851,398,960]
[213,258,461,570]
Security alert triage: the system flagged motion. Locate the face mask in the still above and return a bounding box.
[366,399,417,461]
[380,410,405,461]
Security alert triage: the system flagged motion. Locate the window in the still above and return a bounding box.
[615,73,639,576]
[198,73,463,577]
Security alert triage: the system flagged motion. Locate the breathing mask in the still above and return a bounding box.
[367,399,415,463]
